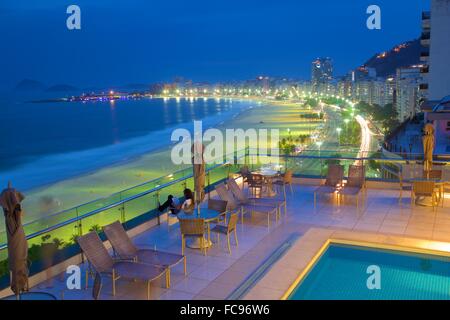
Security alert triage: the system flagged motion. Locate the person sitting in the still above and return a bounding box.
[158,188,195,215]
[158,194,180,215]
[179,188,195,214]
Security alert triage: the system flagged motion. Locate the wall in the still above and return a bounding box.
[429,0,450,100]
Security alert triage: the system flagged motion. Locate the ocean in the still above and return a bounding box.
[0,93,254,191]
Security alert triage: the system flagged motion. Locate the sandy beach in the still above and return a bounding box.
[14,98,324,227]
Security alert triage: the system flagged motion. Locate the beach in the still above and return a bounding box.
[1,97,325,230]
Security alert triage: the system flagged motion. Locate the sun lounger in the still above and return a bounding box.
[77,231,166,299]
[340,165,366,211]
[227,177,286,215]
[103,221,186,288]
[314,164,344,209]
[215,183,279,227]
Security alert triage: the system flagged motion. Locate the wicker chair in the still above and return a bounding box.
[179,218,207,256]
[411,181,438,211]
[273,169,294,196]
[339,165,365,211]
[423,170,442,179]
[103,221,186,288]
[77,232,166,299]
[207,199,228,223]
[211,213,239,254]
[248,174,264,197]
[240,166,251,188]
[314,164,344,209]
[423,170,444,206]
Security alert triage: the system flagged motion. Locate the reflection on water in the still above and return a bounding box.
[0,97,235,172]
[0,97,250,191]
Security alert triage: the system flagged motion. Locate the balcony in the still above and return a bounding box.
[1,152,450,300]
[420,83,429,90]
[421,32,430,40]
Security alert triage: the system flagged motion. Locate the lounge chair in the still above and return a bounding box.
[215,183,279,227]
[227,177,286,216]
[210,213,239,254]
[103,221,186,288]
[339,165,365,211]
[77,232,166,300]
[314,164,344,209]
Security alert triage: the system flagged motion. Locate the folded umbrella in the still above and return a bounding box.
[0,182,29,296]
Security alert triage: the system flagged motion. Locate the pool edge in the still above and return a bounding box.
[242,227,450,300]
[281,237,450,300]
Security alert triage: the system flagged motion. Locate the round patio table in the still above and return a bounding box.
[178,207,226,249]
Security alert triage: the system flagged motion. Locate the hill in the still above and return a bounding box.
[362,38,422,78]
[14,79,46,92]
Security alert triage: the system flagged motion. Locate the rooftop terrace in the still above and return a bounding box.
[4,179,449,300]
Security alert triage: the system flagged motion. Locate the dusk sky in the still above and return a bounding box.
[0,0,427,90]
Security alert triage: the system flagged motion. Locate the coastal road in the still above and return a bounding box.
[293,105,344,175]
[291,104,376,175]
[354,115,372,162]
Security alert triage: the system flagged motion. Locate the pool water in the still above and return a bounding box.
[289,244,450,300]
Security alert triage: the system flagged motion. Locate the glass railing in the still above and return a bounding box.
[0,148,448,285]
[0,159,238,281]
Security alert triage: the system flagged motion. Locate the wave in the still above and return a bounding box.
[0,101,253,191]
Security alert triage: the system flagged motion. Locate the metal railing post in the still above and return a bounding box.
[207,171,211,200]
[155,191,161,226]
[75,207,84,263]
[119,203,125,223]
[245,146,249,166]
[76,208,83,237]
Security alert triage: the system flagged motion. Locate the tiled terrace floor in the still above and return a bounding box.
[30,184,450,300]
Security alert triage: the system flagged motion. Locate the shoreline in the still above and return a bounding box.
[1,97,256,192]
[9,97,319,225]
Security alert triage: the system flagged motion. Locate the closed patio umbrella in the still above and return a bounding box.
[423,123,435,176]
[192,142,206,211]
[0,182,28,297]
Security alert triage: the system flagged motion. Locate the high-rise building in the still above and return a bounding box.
[420,0,450,156]
[421,0,450,101]
[350,75,395,108]
[384,77,396,106]
[311,58,333,93]
[420,10,431,98]
[337,76,353,99]
[396,66,422,122]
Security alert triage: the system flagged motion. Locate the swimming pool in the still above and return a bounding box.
[288,244,450,300]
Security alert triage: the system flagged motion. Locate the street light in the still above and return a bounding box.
[344,118,350,131]
[336,128,342,147]
[316,141,323,157]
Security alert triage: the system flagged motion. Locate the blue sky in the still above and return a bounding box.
[0,0,427,90]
